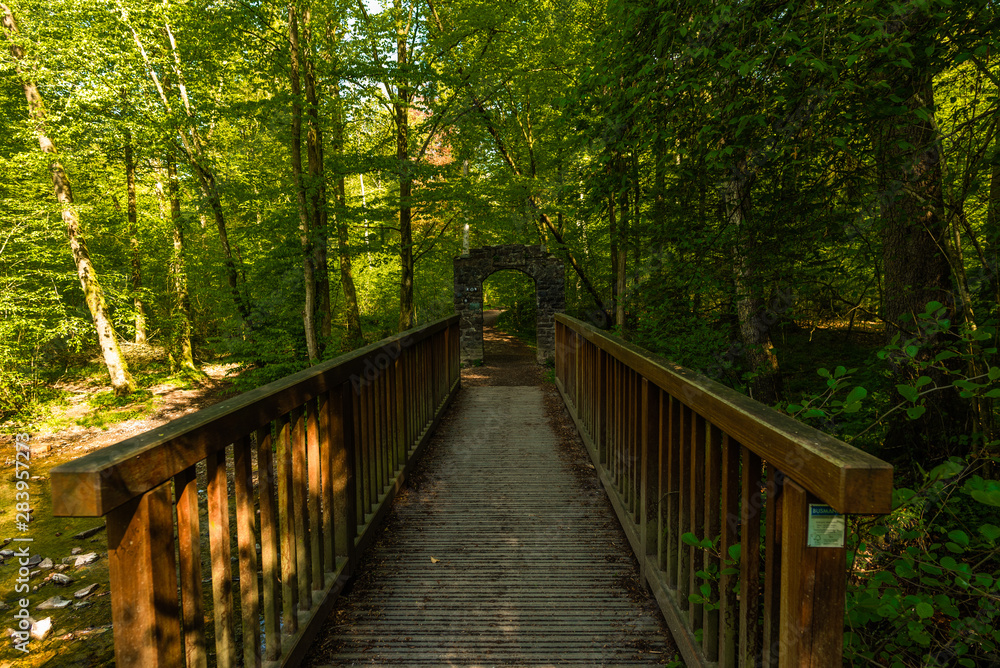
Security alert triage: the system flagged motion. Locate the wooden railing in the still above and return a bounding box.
[554,314,893,668]
[51,315,460,667]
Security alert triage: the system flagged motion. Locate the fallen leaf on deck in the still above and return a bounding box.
[430,557,440,564]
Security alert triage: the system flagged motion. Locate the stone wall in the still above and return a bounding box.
[453,244,566,364]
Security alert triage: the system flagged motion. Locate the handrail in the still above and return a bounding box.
[554,314,892,668]
[51,314,460,667]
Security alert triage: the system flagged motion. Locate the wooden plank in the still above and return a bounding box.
[307,399,324,591]
[718,435,740,668]
[677,403,691,605]
[277,414,299,633]
[740,447,763,668]
[207,446,237,668]
[234,435,262,668]
[553,315,892,515]
[256,425,281,661]
[763,464,784,668]
[291,407,313,610]
[779,481,847,668]
[332,384,358,572]
[319,392,335,574]
[689,412,706,629]
[665,395,681,588]
[106,482,182,667]
[703,423,722,661]
[51,315,460,518]
[174,465,207,668]
[639,378,660,583]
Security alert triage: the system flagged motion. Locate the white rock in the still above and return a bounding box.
[74,584,99,599]
[70,547,82,555]
[49,573,74,586]
[73,552,98,567]
[38,558,53,570]
[37,596,72,610]
[30,617,52,641]
[73,601,92,610]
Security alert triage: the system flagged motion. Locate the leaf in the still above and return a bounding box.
[978,523,1000,542]
[915,602,934,619]
[971,489,1000,507]
[897,384,919,403]
[845,386,867,404]
[430,556,440,564]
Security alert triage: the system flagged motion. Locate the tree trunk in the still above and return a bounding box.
[166,154,198,374]
[727,160,781,405]
[301,10,332,345]
[332,83,364,349]
[396,0,415,331]
[3,4,136,395]
[289,5,320,363]
[124,128,146,344]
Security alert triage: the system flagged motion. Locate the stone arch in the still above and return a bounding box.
[454,244,565,364]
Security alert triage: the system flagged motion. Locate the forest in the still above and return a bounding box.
[1,0,999,664]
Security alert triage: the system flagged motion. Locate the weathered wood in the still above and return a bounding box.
[665,395,681,587]
[307,399,324,591]
[51,315,459,518]
[763,464,784,667]
[779,482,847,668]
[332,384,357,570]
[277,415,299,632]
[174,465,207,668]
[234,435,262,668]
[106,482,182,667]
[319,392,336,574]
[256,425,282,661]
[291,407,312,610]
[207,447,237,668]
[689,412,706,628]
[640,379,659,582]
[703,424,722,661]
[740,448,764,667]
[554,315,892,514]
[718,435,740,668]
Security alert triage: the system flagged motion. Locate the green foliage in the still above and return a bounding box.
[75,389,155,430]
[845,457,1000,666]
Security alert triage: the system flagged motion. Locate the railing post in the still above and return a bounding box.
[332,383,358,574]
[779,481,846,668]
[106,482,182,667]
[640,378,660,582]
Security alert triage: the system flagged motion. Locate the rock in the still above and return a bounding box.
[38,558,53,570]
[29,570,40,580]
[24,555,42,568]
[1,538,10,547]
[0,550,13,558]
[70,547,82,556]
[72,526,105,540]
[73,552,98,567]
[37,596,72,610]
[30,617,52,641]
[74,584,99,599]
[54,564,69,572]
[0,602,8,610]
[48,573,73,586]
[73,601,92,610]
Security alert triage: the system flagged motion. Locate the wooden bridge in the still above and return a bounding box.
[50,313,893,667]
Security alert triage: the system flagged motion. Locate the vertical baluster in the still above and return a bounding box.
[332,384,358,573]
[364,380,377,514]
[373,369,384,495]
[207,446,237,667]
[598,348,607,464]
[689,413,706,629]
[174,464,207,667]
[740,448,764,666]
[352,384,364,528]
[394,353,406,469]
[762,464,784,667]
[633,371,642,517]
[307,398,324,591]
[702,424,723,661]
[779,481,846,668]
[718,434,740,668]
[640,378,660,582]
[664,395,681,587]
[291,407,312,610]
[234,434,261,668]
[277,414,298,632]
[106,482,182,667]
[676,403,690,604]
[319,393,336,574]
[257,425,282,661]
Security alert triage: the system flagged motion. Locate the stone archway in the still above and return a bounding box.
[454,244,565,364]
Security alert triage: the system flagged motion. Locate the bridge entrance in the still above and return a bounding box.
[453,244,565,364]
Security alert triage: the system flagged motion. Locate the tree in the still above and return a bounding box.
[2,2,136,395]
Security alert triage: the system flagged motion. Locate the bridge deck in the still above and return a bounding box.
[304,383,673,666]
